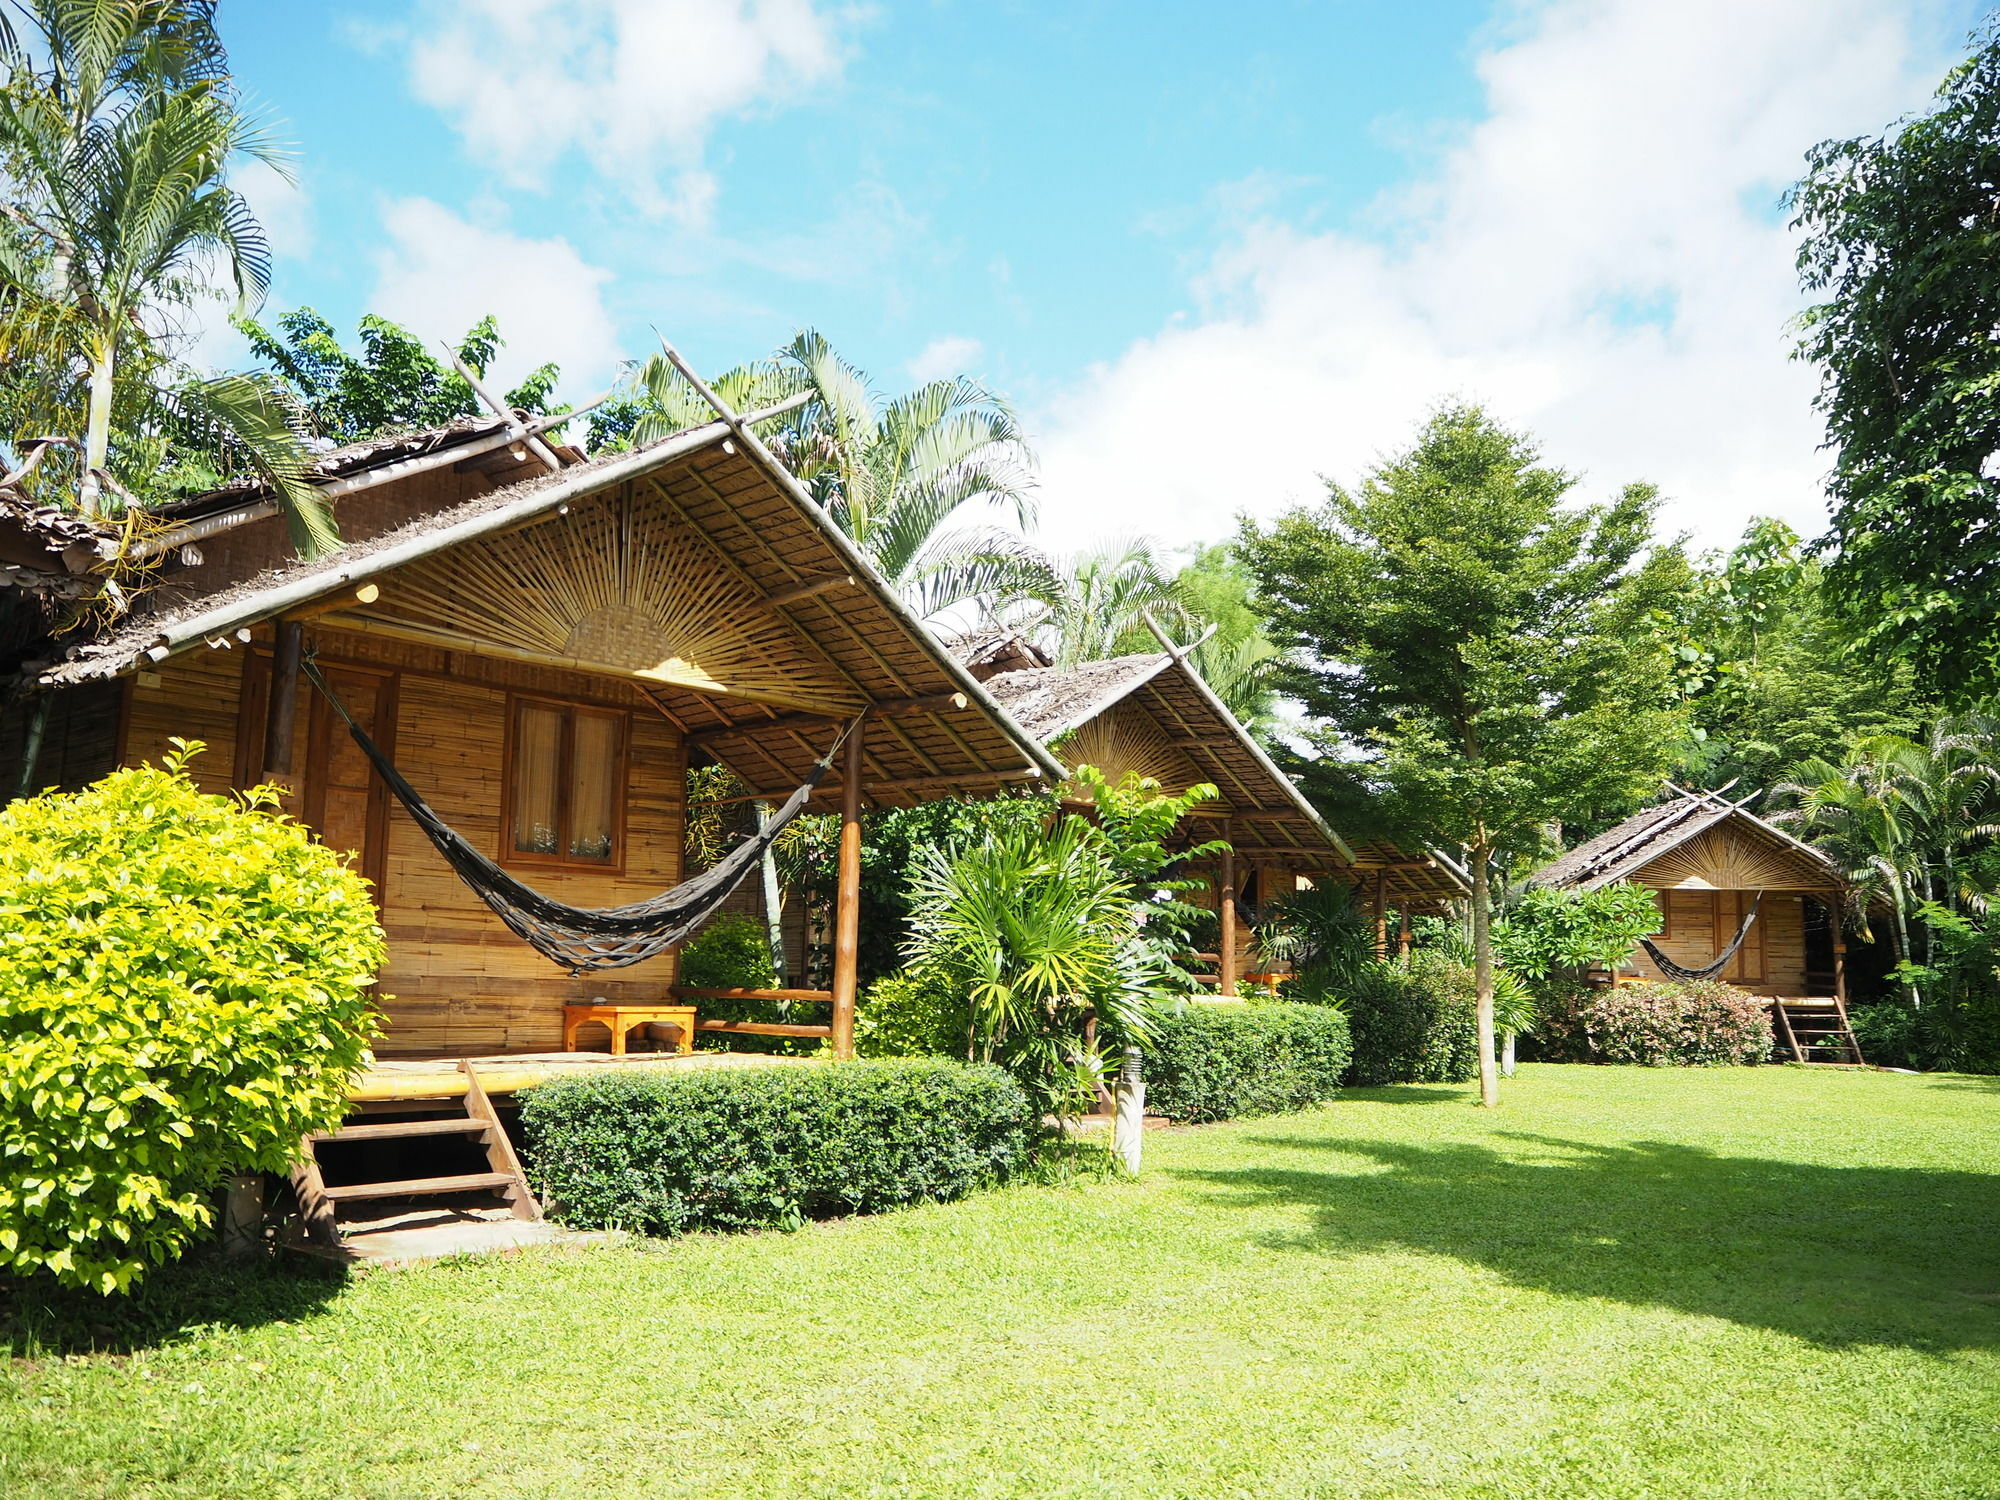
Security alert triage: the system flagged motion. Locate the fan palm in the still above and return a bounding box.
[0,1,331,551]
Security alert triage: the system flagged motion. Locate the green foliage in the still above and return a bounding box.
[1337,953,1482,1087]
[1537,980,1773,1066]
[853,971,970,1059]
[1237,404,1689,865]
[0,741,385,1292]
[1884,903,2000,1073]
[518,1060,1035,1236]
[1661,519,1934,788]
[0,0,335,549]
[1493,884,1662,979]
[1261,882,1375,991]
[1141,1001,1353,1123]
[1790,23,2000,698]
[238,307,563,445]
[1165,542,1281,731]
[1238,402,1689,1099]
[678,913,779,993]
[905,816,1150,1117]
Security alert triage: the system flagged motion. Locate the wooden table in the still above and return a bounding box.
[562,1001,697,1056]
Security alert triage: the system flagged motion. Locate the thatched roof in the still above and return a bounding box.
[22,413,1064,808]
[1534,787,1843,892]
[975,649,1466,900]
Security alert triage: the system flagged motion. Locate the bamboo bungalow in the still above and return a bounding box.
[1531,786,1865,1061]
[0,393,1064,1068]
[958,631,1468,993]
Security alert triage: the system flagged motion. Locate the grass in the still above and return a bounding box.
[4,1063,1999,1498]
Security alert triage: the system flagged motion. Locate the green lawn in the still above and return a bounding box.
[5,1064,1999,1499]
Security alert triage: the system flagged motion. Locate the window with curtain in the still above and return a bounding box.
[505,697,628,868]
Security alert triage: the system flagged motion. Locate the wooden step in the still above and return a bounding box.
[320,1171,518,1204]
[310,1118,491,1144]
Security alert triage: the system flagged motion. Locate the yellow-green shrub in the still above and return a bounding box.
[0,741,385,1292]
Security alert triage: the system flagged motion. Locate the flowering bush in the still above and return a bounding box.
[1537,979,1772,1066]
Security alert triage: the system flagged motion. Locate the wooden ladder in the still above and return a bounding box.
[1772,996,1866,1066]
[291,1060,540,1247]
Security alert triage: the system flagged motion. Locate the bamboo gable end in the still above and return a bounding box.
[0,402,1063,1061]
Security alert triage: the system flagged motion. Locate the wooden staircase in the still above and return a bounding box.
[1771,996,1865,1065]
[291,1060,540,1247]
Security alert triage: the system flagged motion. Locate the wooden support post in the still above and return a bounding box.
[1371,871,1388,959]
[263,620,304,778]
[830,717,866,1058]
[1398,902,1412,961]
[1829,892,1848,1007]
[1219,845,1238,998]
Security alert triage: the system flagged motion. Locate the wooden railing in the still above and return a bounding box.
[672,987,834,1040]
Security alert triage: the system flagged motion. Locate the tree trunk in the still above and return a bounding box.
[1501,1031,1517,1078]
[80,341,116,516]
[755,800,785,983]
[1472,836,1499,1108]
[1890,871,1921,1009]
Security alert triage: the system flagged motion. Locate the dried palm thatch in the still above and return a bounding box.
[345,483,866,716]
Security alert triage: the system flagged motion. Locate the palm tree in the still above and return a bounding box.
[0,1,332,551]
[606,332,1049,621]
[1004,539,1183,668]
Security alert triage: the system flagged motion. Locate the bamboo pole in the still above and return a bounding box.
[1830,892,1848,1006]
[262,620,304,778]
[1398,902,1412,961]
[830,717,866,1058]
[1371,870,1388,958]
[1219,845,1238,998]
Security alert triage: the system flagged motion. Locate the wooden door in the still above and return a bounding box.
[1716,891,1766,983]
[302,663,399,903]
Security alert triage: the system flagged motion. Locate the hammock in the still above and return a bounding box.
[1638,892,1762,983]
[305,661,850,975]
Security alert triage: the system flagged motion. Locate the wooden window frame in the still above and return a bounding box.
[500,692,631,875]
[1654,889,1674,940]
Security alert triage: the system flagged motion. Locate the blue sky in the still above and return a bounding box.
[214,1,1986,553]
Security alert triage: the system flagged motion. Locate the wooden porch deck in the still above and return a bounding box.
[354,1048,809,1104]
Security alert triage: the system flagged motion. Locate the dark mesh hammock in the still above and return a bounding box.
[1639,892,1762,983]
[305,662,849,975]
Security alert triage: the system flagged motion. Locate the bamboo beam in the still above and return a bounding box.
[830,717,865,1058]
[689,766,1044,807]
[766,572,856,607]
[282,582,380,623]
[1219,844,1238,998]
[262,620,303,778]
[683,692,967,746]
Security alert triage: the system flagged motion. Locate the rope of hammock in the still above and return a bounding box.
[1638,891,1763,983]
[303,659,852,975]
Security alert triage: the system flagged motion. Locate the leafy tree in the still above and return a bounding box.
[1238,403,1687,1105]
[1492,884,1661,980]
[1663,518,1934,788]
[0,1,333,552]
[1790,21,2000,698]
[1165,542,1281,731]
[238,307,561,444]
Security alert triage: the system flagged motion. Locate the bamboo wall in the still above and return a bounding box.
[1625,888,1811,997]
[121,624,686,1057]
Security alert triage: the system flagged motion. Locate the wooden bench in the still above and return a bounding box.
[562,1001,698,1056]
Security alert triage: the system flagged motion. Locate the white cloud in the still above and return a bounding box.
[404,0,851,217]
[1035,0,1966,556]
[369,198,622,400]
[235,159,313,262]
[907,336,985,385]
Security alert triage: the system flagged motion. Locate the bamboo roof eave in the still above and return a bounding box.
[651,340,1066,789]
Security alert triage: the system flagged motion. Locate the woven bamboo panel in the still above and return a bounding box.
[1054,701,1209,797]
[1634,826,1829,891]
[347,481,866,716]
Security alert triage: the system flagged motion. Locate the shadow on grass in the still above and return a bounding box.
[1182,1133,2000,1353]
[1335,1085,1474,1106]
[1915,1072,2000,1094]
[1,1255,348,1359]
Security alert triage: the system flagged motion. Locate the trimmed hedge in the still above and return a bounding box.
[1340,953,1480,1086]
[1538,979,1772,1066]
[518,1059,1034,1235]
[1143,1002,1354,1123]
